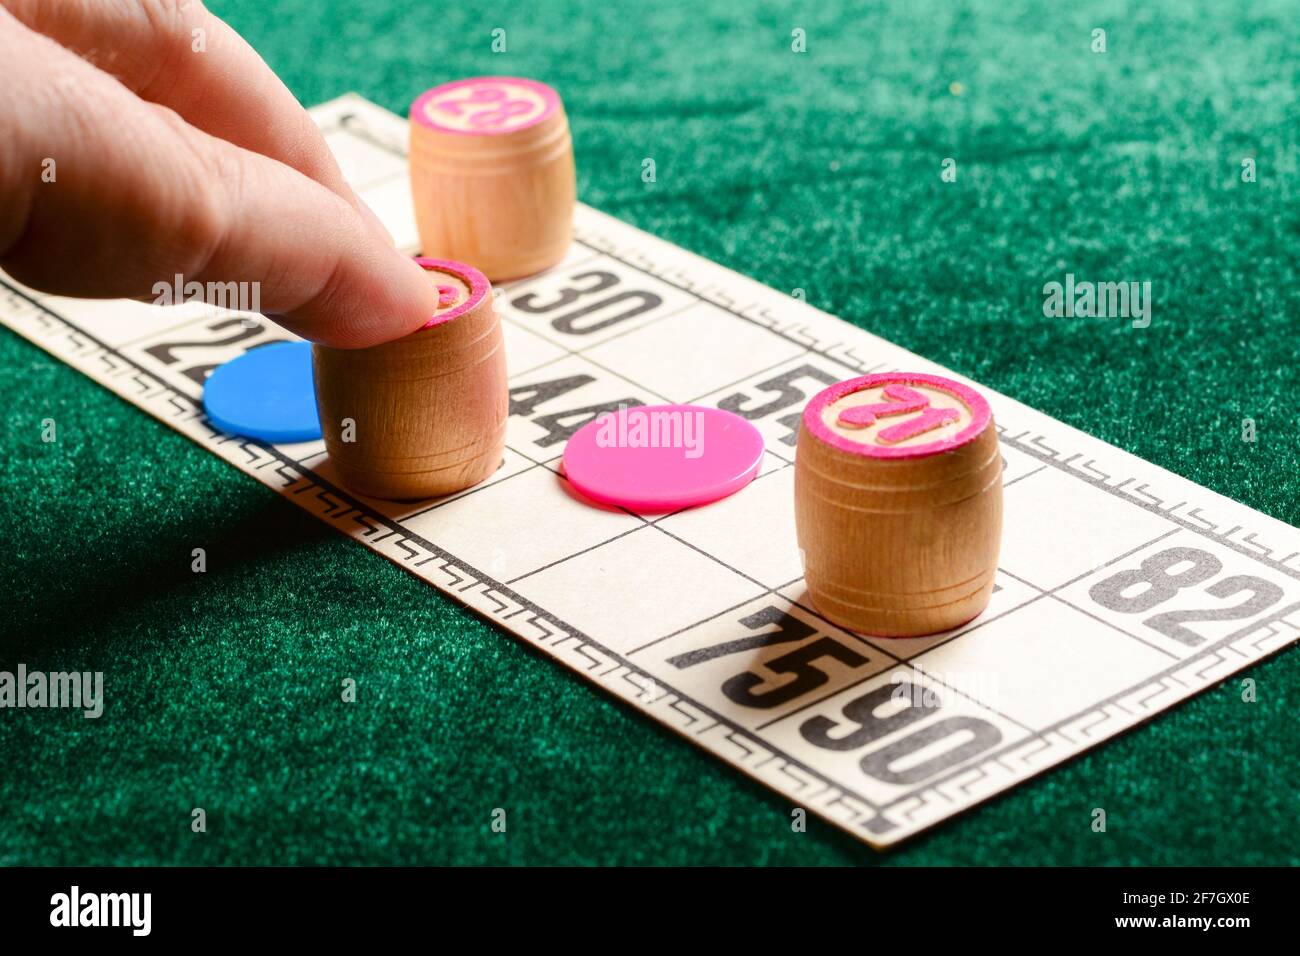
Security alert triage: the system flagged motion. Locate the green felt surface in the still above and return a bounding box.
[2,0,1299,866]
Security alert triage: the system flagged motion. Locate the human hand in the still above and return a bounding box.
[0,0,437,347]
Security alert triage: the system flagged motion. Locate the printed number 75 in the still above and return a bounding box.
[668,606,869,708]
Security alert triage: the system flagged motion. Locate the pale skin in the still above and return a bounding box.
[0,0,437,348]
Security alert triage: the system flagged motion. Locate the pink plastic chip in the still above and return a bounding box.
[562,405,765,512]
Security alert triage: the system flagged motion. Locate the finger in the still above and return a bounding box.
[0,0,391,243]
[0,13,436,347]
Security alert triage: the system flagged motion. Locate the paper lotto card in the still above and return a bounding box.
[3,95,1298,848]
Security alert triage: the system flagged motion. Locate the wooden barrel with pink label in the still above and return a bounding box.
[312,257,507,501]
[409,76,575,281]
[794,372,1003,637]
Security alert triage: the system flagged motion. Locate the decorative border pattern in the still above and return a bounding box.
[4,94,1298,850]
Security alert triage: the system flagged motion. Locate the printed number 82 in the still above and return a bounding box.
[1088,546,1282,646]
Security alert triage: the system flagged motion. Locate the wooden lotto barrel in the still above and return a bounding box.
[409,76,575,281]
[311,257,507,501]
[794,372,1003,637]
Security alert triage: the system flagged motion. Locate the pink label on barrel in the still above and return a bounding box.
[836,384,961,443]
[412,77,560,136]
[804,373,991,459]
[413,257,490,328]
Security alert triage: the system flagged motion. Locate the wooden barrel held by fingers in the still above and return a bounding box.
[312,257,507,501]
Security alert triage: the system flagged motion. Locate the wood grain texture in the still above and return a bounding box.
[312,259,507,500]
[794,374,1003,637]
[409,78,575,281]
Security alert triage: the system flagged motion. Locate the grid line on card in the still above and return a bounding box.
[548,349,677,404]
[330,98,1300,588]
[498,331,679,446]
[568,228,1300,585]
[649,523,777,594]
[996,428,1300,583]
[625,592,791,657]
[569,235,883,376]
[1043,592,1181,660]
[505,436,556,468]
[386,456,548,523]
[873,598,1300,818]
[115,309,243,352]
[505,523,652,585]
[568,299,701,355]
[758,582,1089,754]
[0,278,899,836]
[685,352,869,407]
[624,527,1187,754]
[644,456,788,525]
[1001,464,1048,489]
[5,96,1300,850]
[494,252,605,296]
[499,347,567,380]
[759,587,1045,731]
[995,527,1182,599]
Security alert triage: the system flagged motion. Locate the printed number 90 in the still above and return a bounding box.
[800,682,1001,786]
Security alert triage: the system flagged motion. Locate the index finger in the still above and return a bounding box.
[0,13,437,347]
[1,0,387,236]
